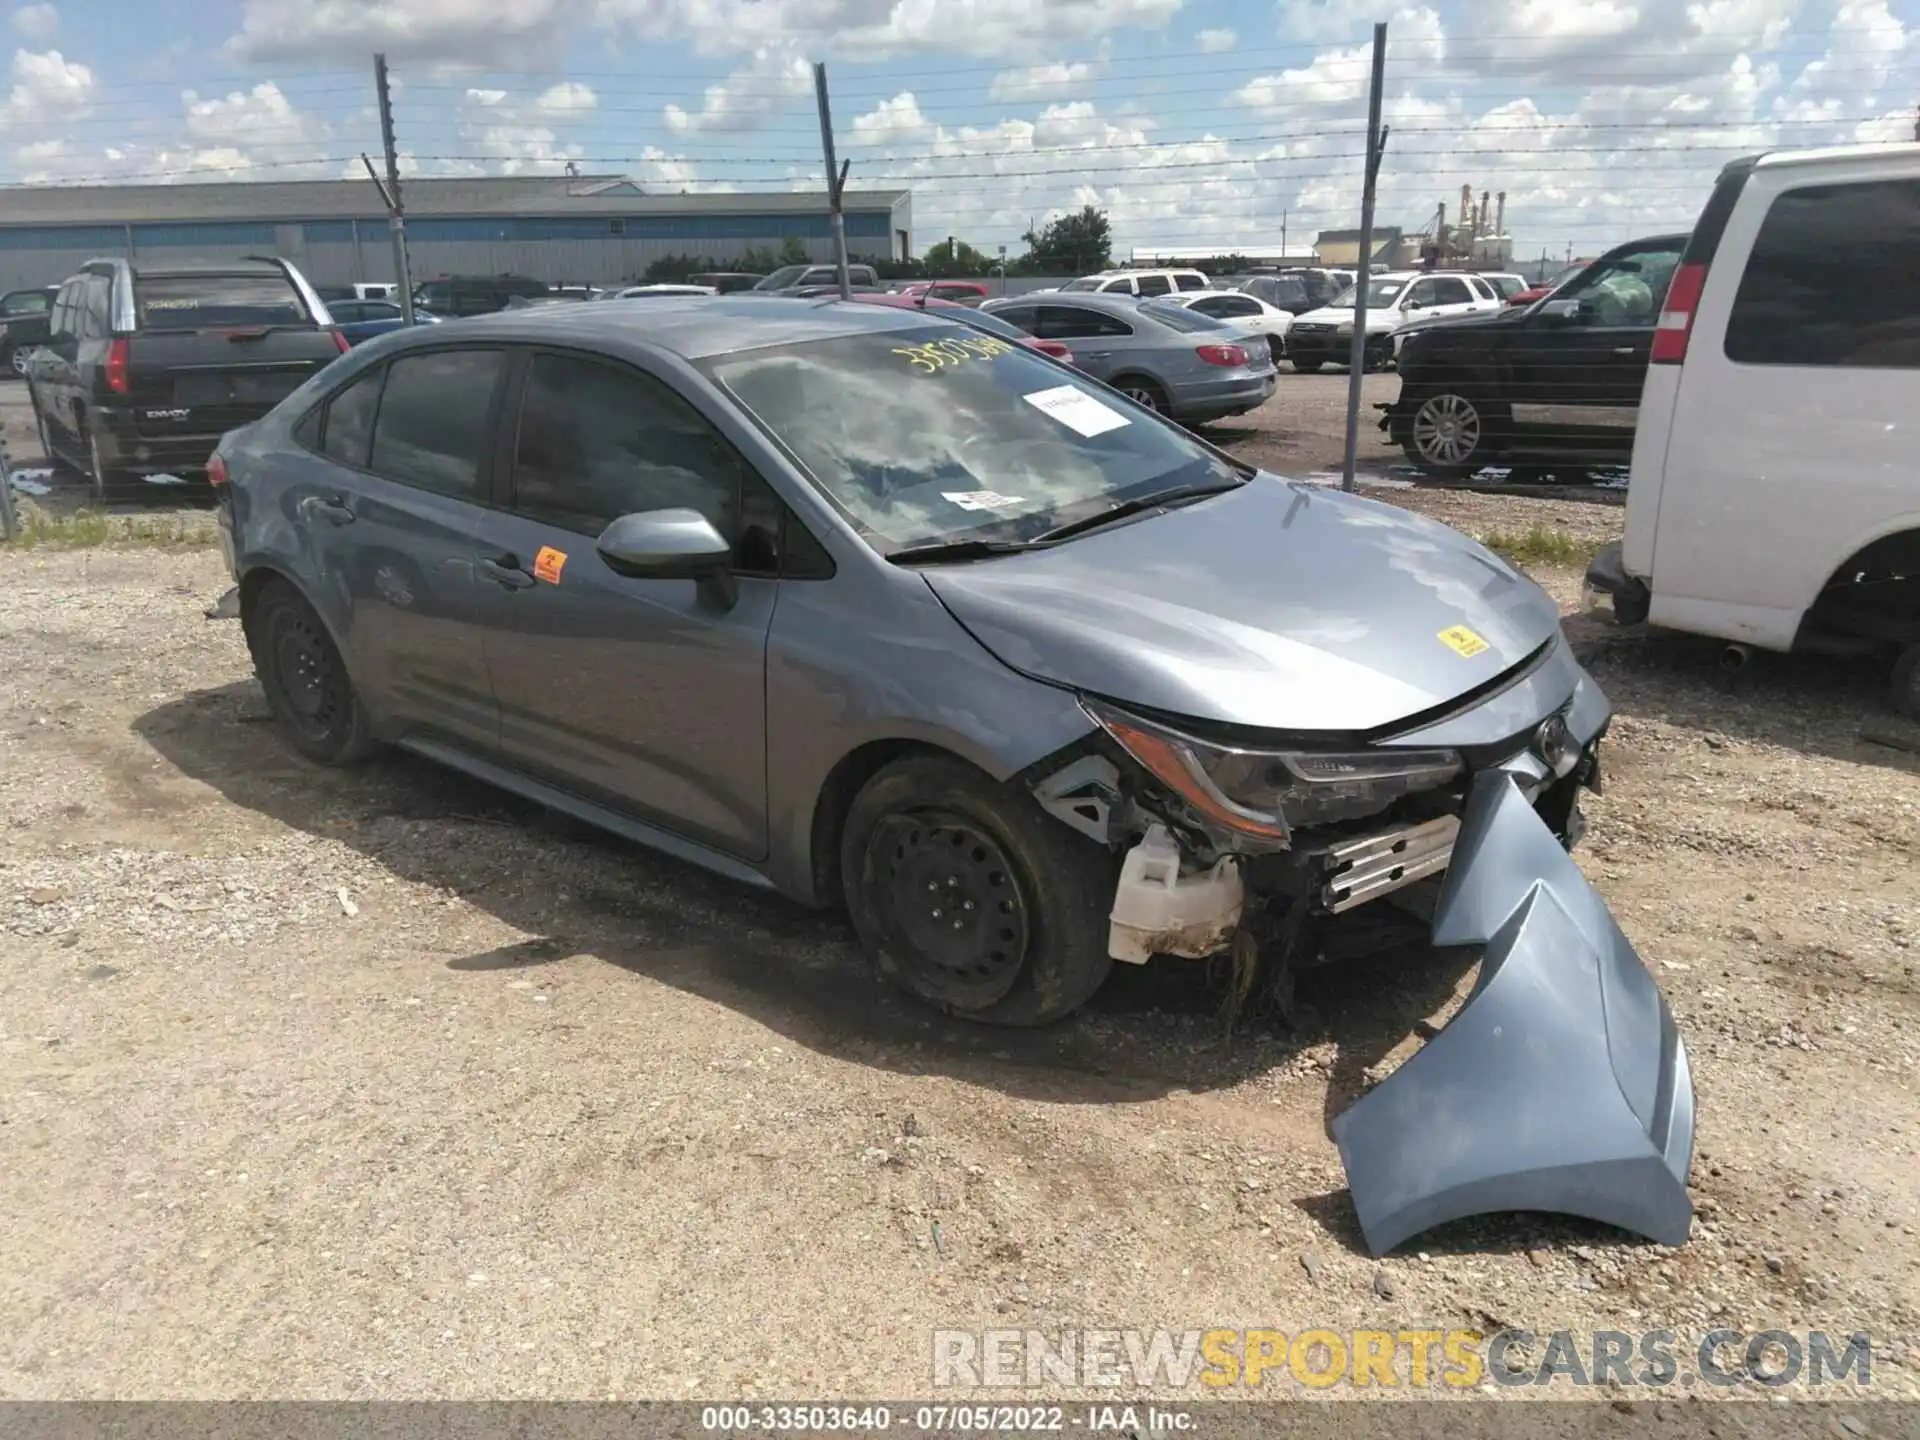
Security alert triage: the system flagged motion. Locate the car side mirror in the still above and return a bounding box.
[598,509,737,607]
[1538,298,1585,325]
[1404,299,1424,311]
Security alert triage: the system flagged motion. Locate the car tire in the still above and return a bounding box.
[244,578,378,767]
[1113,375,1170,415]
[1265,334,1286,364]
[1892,645,1920,722]
[29,390,67,470]
[840,754,1117,1027]
[1401,387,1504,479]
[2,342,19,379]
[83,423,130,508]
[1292,359,1323,374]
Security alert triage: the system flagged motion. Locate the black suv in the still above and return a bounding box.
[409,274,550,317]
[1382,232,1689,478]
[26,256,347,501]
[0,286,58,378]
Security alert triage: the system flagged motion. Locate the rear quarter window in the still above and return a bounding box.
[136,274,309,330]
[1724,177,1920,368]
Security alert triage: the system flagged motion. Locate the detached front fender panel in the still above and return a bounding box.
[1331,770,1695,1256]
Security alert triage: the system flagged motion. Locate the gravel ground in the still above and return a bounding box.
[1,379,1917,1405]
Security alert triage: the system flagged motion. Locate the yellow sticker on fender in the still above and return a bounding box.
[1438,625,1490,658]
[533,546,567,584]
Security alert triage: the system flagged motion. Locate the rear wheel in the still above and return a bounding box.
[2,342,23,378]
[244,579,378,766]
[1892,645,1920,722]
[1402,388,1503,478]
[1265,334,1286,365]
[84,424,129,508]
[1114,375,1169,415]
[840,755,1116,1027]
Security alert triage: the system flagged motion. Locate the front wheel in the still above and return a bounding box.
[244,579,378,766]
[1401,388,1502,478]
[840,755,1116,1026]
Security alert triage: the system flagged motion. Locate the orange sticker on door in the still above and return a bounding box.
[533,546,568,585]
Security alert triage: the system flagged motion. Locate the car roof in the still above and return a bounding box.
[1749,140,1920,170]
[986,290,1145,313]
[378,293,965,361]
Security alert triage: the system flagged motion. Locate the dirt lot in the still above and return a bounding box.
[1,375,1917,1405]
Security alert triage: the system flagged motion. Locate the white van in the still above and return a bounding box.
[1586,141,1920,716]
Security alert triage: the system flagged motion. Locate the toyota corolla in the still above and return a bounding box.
[208,295,1695,1254]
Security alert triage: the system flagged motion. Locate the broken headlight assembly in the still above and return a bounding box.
[1083,699,1464,844]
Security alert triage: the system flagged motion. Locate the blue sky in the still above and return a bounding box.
[4,0,1916,261]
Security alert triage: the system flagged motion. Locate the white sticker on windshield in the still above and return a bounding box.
[1022,384,1131,438]
[942,490,1027,512]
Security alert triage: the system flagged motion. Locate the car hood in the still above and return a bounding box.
[921,476,1563,734]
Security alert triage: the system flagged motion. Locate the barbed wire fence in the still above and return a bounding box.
[4,16,1915,478]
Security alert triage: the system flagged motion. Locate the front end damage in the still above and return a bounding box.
[1027,638,1696,1254]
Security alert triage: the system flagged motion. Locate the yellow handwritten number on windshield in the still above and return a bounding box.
[891,336,1014,374]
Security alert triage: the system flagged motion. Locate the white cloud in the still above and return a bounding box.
[465,87,508,106]
[534,80,597,113]
[1195,27,1235,52]
[598,0,1182,60]
[2,46,91,128]
[176,80,335,177]
[664,44,811,135]
[10,3,55,39]
[230,0,593,66]
[987,60,1094,102]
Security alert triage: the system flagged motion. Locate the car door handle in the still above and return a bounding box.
[1613,346,1638,355]
[299,496,355,526]
[477,556,536,590]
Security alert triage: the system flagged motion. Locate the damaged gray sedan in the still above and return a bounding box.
[211,296,1693,1253]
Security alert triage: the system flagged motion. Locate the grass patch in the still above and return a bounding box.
[1,505,220,551]
[1479,525,1590,568]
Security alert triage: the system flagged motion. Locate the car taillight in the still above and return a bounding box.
[329,328,350,354]
[207,453,229,487]
[105,336,129,394]
[1195,343,1249,367]
[1033,339,1073,360]
[1651,262,1707,365]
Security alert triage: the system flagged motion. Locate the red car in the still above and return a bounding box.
[1505,259,1593,309]
[848,291,1074,362]
[893,280,990,306]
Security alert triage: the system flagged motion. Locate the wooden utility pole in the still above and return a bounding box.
[813,63,852,300]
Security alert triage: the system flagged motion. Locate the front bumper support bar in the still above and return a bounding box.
[1330,770,1695,1256]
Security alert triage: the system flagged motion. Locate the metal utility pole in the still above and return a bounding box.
[1341,21,1389,493]
[372,54,416,325]
[813,62,853,300]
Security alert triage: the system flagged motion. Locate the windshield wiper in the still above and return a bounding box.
[1026,479,1245,545]
[887,538,1031,566]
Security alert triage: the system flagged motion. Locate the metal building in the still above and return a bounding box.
[0,175,914,291]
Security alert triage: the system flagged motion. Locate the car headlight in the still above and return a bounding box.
[1084,700,1464,843]
[1336,321,1355,336]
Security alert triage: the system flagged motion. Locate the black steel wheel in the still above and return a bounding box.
[245,578,377,765]
[841,755,1117,1026]
[865,811,1031,1012]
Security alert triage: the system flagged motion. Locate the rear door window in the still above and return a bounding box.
[367,349,505,499]
[319,366,386,469]
[135,274,308,330]
[1036,305,1133,339]
[1098,278,1137,294]
[1725,178,1920,368]
[1135,274,1173,297]
[1430,278,1473,305]
[1174,272,1210,291]
[1139,301,1226,333]
[989,306,1039,333]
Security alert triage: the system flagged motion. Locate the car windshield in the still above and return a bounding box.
[1060,277,1106,291]
[135,274,309,329]
[704,324,1239,552]
[1327,279,1407,310]
[754,265,811,291]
